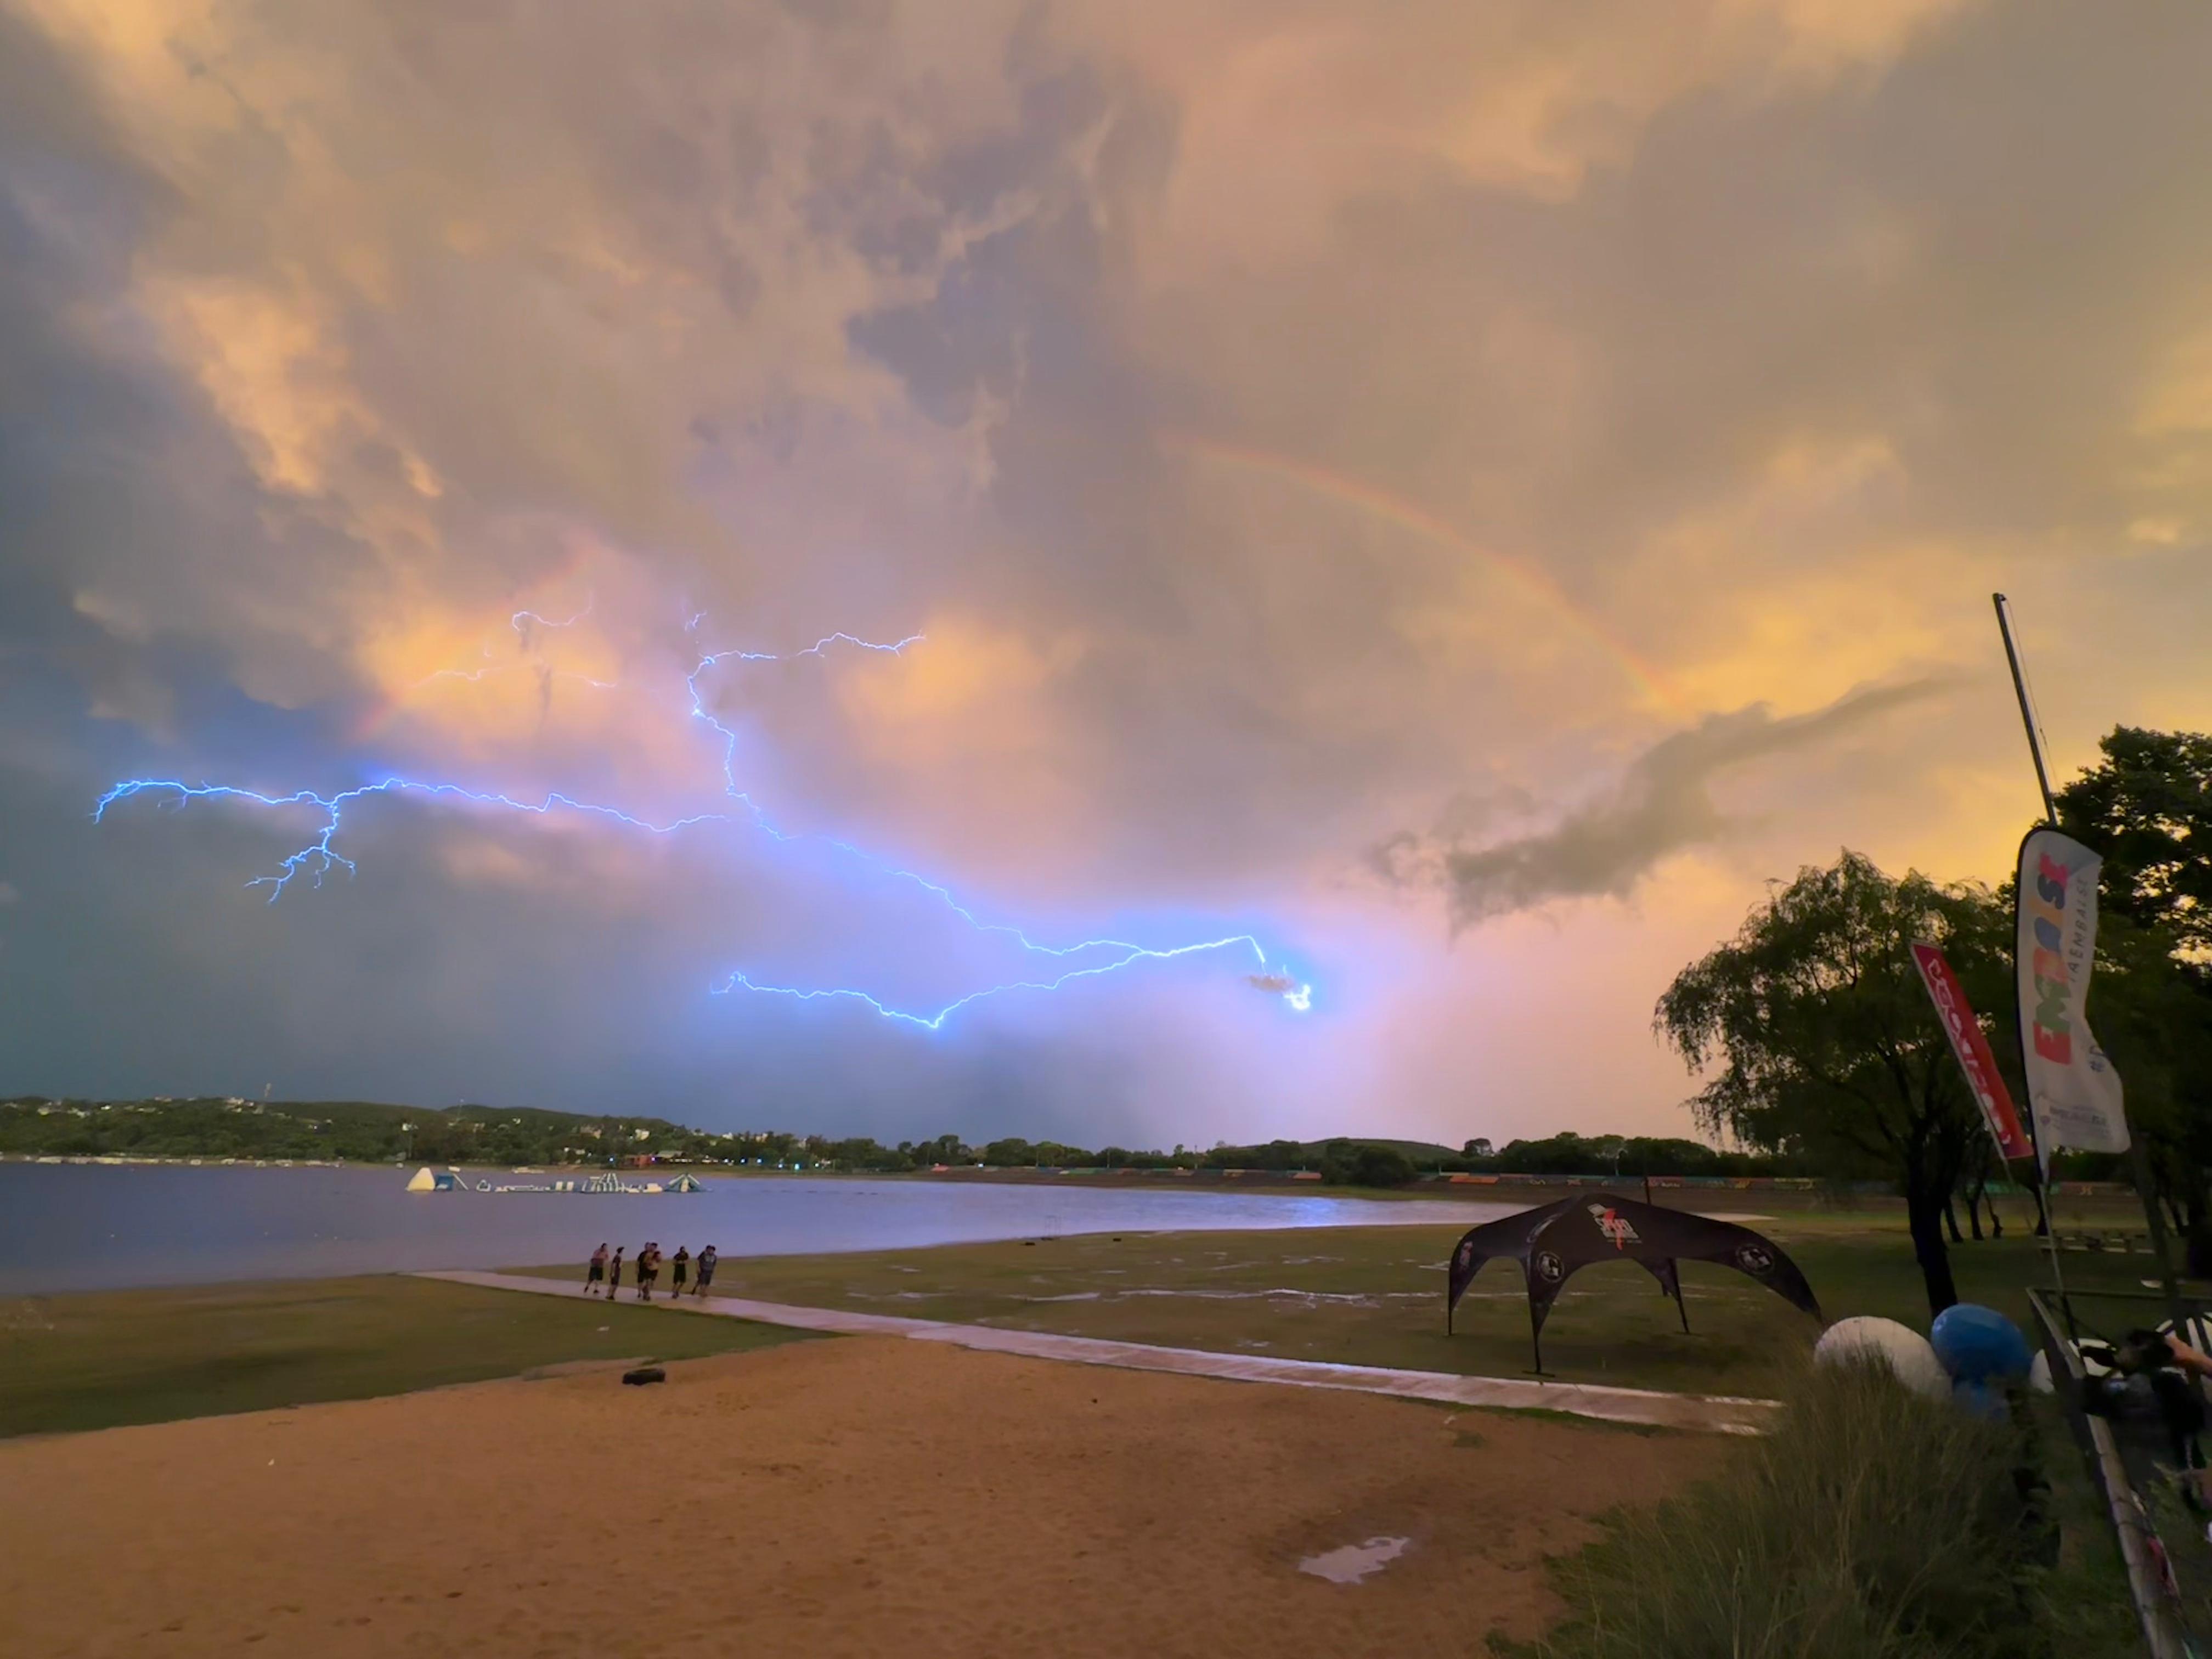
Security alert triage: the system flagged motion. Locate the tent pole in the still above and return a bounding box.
[1675,1277,1691,1334]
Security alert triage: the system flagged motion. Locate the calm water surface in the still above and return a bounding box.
[0,1164,1510,1293]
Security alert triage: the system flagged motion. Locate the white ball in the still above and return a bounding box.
[1814,1316,1951,1400]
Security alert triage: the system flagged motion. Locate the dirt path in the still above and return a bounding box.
[1,1336,1720,1658]
[426,1268,1782,1434]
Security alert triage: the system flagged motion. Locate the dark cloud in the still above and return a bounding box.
[1378,679,1954,928]
[2,0,2207,1143]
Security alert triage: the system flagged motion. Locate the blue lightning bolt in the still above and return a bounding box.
[95,622,1314,1025]
[682,625,926,810]
[673,631,1306,1004]
[92,778,740,901]
[511,599,595,635]
[715,932,1276,1031]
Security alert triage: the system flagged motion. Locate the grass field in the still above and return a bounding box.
[3,1190,2182,1440]
[0,1274,811,1438]
[528,1193,2187,1398]
[3,1192,2176,1656]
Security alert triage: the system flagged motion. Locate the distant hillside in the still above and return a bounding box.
[1305,1137,1463,1162]
[0,1097,703,1166]
[0,1100,1800,1182]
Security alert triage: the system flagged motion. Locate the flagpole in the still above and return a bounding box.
[1993,594,2058,822]
[1992,595,2182,1327]
[1993,597,2081,1334]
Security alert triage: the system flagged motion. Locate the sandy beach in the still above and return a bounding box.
[1,1335,1719,1657]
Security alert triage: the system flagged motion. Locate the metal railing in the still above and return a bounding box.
[2027,1287,2198,1658]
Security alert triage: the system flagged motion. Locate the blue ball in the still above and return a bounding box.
[1930,1303,2033,1383]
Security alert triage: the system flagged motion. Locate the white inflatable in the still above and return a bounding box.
[1814,1316,1950,1400]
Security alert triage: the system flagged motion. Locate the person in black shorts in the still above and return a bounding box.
[607,1246,625,1300]
[637,1242,658,1301]
[694,1245,716,1297]
[584,1243,608,1295]
[670,1246,689,1296]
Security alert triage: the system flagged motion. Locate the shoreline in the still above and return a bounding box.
[0,1153,1992,1204]
[0,1167,1534,1300]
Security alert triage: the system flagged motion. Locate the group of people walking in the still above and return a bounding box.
[584,1241,716,1300]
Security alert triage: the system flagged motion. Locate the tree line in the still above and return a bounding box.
[1656,725,2212,1312]
[0,1101,1794,1186]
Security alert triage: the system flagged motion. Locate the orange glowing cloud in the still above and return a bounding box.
[1164,433,1688,719]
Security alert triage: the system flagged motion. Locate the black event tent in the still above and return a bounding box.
[1444,1192,1820,1372]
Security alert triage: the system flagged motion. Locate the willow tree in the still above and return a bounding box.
[1655,851,2005,1315]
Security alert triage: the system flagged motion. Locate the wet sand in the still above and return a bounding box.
[0,1336,1720,1657]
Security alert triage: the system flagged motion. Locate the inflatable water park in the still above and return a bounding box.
[404,1166,701,1195]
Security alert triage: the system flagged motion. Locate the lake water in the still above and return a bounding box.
[1,1164,1511,1294]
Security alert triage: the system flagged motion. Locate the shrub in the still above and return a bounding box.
[1538,1358,2104,1659]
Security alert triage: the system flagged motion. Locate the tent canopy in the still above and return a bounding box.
[1445,1192,1820,1372]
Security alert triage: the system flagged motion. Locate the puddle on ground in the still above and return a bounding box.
[1298,1537,1412,1584]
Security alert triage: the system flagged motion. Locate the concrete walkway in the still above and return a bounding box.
[422,1269,1780,1435]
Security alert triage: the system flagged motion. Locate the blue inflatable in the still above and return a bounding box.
[1951,1376,2009,1421]
[1929,1303,2033,1384]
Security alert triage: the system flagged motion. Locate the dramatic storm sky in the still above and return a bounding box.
[3,0,2208,1146]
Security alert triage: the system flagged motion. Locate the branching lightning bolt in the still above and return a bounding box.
[682,625,926,815]
[715,932,1274,1031]
[91,779,742,900]
[95,618,1313,1026]
[511,599,595,635]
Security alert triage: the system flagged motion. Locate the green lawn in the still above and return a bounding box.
[5,1192,2179,1440]
[0,1274,812,1438]
[524,1194,2185,1398]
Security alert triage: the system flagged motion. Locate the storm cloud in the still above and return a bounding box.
[2,0,2209,1143]
[1374,679,1953,928]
